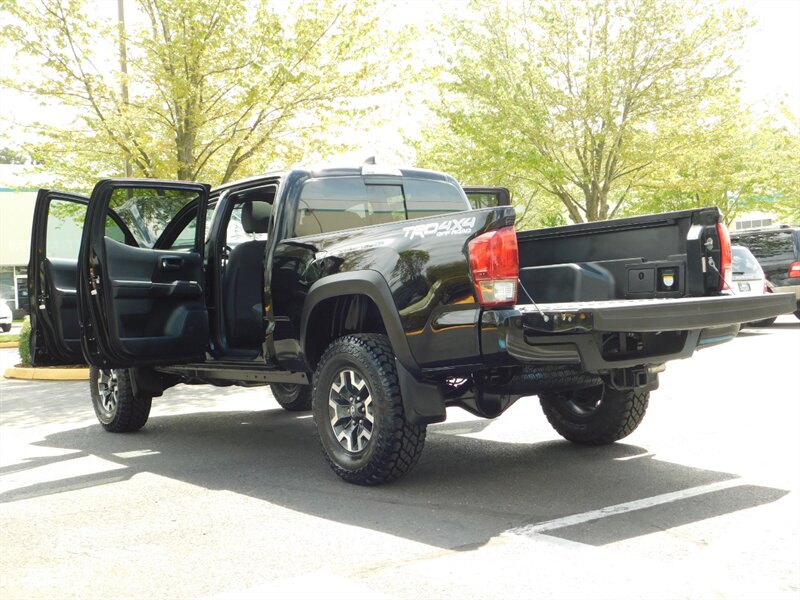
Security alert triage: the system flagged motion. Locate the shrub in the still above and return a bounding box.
[18,316,31,366]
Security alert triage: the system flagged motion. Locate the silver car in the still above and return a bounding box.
[731,245,773,327]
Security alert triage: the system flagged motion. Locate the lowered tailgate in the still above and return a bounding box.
[518,293,796,333]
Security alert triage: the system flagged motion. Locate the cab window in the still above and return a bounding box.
[404,178,469,219]
[294,176,467,237]
[105,187,202,250]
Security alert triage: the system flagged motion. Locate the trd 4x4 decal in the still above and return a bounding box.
[402,217,477,240]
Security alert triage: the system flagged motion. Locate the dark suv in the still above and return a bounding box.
[731,226,800,320]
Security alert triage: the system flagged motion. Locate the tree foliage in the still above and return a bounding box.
[417,0,769,223]
[623,101,800,225]
[1,0,407,188]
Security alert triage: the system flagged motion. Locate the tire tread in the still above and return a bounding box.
[90,367,151,433]
[313,334,426,485]
[540,386,649,445]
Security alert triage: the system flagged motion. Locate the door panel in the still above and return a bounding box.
[28,190,89,366]
[79,179,211,367]
[103,237,206,356]
[42,257,81,355]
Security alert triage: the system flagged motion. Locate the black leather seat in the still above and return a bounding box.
[223,201,271,348]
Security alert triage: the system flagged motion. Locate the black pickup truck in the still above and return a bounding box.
[29,163,794,484]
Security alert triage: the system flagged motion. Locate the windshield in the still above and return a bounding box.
[731,246,763,278]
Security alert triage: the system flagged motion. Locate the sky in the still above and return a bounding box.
[738,0,800,112]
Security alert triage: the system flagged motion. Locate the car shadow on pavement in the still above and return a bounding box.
[1,407,788,549]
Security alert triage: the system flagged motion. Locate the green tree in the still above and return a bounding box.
[0,147,28,164]
[417,0,753,223]
[1,0,407,188]
[623,101,800,225]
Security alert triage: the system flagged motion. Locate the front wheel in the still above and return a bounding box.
[271,383,312,411]
[90,367,152,432]
[539,384,649,445]
[312,334,426,485]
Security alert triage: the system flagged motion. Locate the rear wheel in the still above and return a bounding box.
[90,367,151,432]
[747,316,776,327]
[794,310,800,321]
[271,383,312,412]
[1,324,10,333]
[312,334,426,485]
[539,384,649,445]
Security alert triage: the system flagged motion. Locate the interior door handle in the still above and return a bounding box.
[160,257,184,271]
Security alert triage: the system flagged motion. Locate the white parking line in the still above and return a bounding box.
[505,478,744,537]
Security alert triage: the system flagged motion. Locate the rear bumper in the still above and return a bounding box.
[513,293,796,333]
[481,293,795,370]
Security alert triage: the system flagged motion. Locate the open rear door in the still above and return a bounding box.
[78,179,211,368]
[28,190,90,365]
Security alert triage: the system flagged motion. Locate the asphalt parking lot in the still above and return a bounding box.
[1,315,798,599]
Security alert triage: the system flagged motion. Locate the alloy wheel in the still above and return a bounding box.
[328,368,374,453]
[96,369,119,417]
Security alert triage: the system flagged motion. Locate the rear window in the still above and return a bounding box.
[294,176,469,237]
[403,178,469,219]
[731,247,763,278]
[733,231,797,262]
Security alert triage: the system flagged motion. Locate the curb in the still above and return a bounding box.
[3,366,90,381]
[0,341,19,348]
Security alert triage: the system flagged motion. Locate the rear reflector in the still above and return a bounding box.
[790,261,800,278]
[468,226,518,307]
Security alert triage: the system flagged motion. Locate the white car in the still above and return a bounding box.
[731,245,767,296]
[0,299,12,333]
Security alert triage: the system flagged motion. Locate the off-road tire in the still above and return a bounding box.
[90,366,152,432]
[539,384,649,445]
[312,334,426,485]
[271,383,312,411]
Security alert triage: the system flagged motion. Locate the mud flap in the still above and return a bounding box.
[395,360,446,425]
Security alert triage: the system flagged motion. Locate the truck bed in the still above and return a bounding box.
[516,207,722,303]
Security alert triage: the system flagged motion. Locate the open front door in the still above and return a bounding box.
[78,179,211,368]
[28,189,90,365]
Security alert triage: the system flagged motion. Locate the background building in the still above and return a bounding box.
[0,164,43,314]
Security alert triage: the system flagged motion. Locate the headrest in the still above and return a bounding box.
[242,201,272,234]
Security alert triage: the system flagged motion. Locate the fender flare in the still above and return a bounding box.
[300,270,421,376]
[301,270,445,425]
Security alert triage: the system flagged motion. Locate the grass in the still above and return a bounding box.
[0,333,20,343]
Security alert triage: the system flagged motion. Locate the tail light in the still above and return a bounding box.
[789,261,800,278]
[468,226,518,307]
[717,223,732,291]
